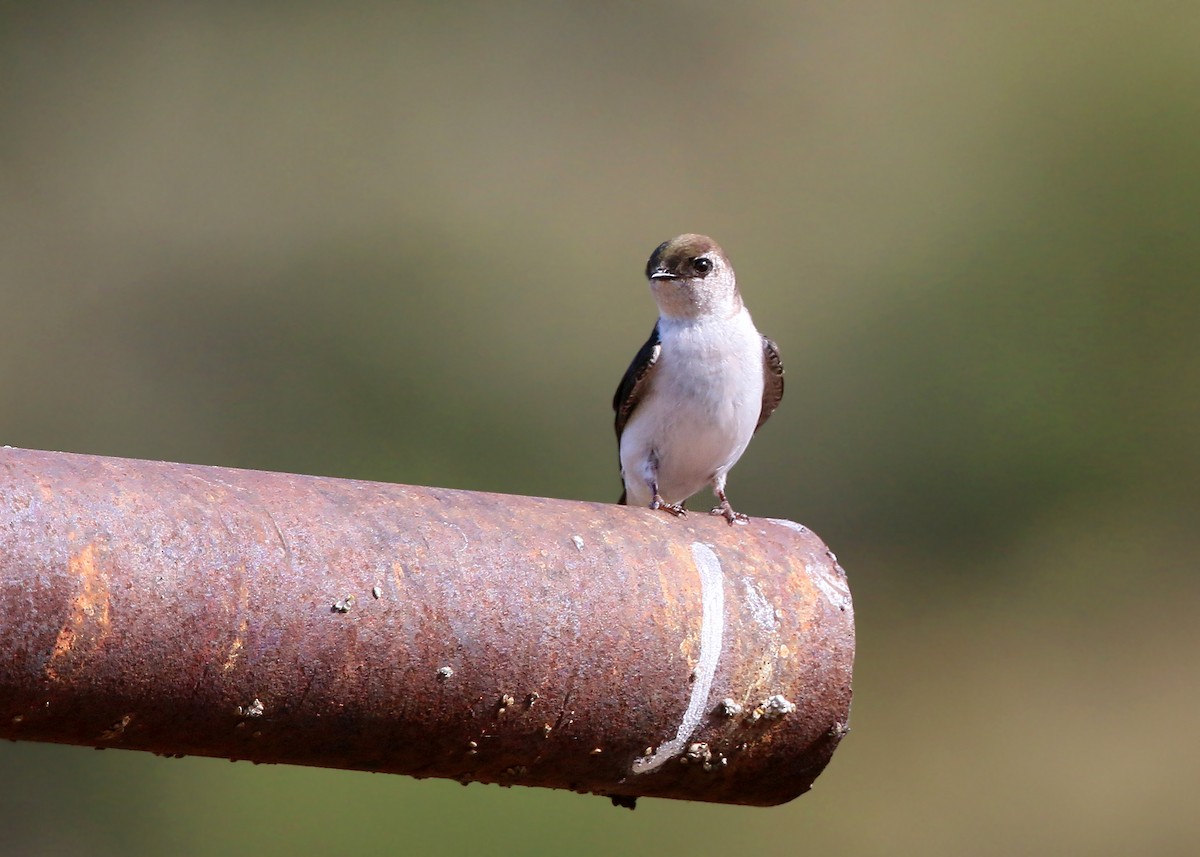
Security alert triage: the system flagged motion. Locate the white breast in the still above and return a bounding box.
[620,308,765,506]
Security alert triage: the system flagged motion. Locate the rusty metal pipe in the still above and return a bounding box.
[0,447,853,807]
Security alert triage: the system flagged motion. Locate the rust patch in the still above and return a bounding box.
[45,543,112,681]
[99,713,133,742]
[222,621,248,672]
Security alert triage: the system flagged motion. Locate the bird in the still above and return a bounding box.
[613,234,784,525]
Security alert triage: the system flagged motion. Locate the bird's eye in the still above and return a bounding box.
[692,257,713,274]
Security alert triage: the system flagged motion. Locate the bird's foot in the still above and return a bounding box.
[711,500,749,526]
[651,495,687,517]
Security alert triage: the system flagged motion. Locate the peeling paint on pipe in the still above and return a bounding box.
[0,447,854,807]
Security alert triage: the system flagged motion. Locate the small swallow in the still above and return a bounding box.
[613,234,784,525]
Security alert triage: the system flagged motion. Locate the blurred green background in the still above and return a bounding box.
[2,2,1198,854]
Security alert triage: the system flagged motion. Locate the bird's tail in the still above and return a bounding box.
[618,488,627,505]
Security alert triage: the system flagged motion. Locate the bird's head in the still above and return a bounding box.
[644,234,740,321]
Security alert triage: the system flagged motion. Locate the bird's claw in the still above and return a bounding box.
[711,503,749,526]
[651,495,688,517]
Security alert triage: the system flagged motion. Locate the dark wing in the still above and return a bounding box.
[756,336,784,432]
[613,323,662,441]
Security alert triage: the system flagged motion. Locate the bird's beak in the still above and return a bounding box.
[649,268,677,281]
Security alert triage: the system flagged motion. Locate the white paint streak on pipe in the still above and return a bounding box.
[631,542,726,775]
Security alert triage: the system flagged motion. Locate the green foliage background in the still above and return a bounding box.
[1,3,1197,854]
